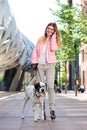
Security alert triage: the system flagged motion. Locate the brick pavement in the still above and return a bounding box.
[0,91,87,130]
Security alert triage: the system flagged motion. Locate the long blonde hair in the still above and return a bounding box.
[44,22,62,48]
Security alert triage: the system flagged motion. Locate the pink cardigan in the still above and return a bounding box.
[31,35,58,64]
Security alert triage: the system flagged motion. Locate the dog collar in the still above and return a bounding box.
[36,95,41,98]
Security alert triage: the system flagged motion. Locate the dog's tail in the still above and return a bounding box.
[29,77,36,85]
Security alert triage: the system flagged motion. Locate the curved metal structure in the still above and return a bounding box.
[0,0,35,91]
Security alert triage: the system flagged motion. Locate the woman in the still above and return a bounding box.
[31,22,62,120]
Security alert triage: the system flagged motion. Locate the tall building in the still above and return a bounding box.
[80,0,87,91]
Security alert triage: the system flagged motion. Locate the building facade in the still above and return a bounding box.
[80,0,87,91]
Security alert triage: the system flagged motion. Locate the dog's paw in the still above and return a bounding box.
[41,119,44,122]
[37,116,40,120]
[34,119,38,122]
[34,117,40,122]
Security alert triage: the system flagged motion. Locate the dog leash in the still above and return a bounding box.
[37,69,43,82]
[37,68,47,91]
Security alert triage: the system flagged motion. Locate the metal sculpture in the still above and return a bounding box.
[0,0,35,91]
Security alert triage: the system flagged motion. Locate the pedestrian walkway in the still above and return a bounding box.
[0,90,87,130]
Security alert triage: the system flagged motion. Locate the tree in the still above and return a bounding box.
[50,0,87,92]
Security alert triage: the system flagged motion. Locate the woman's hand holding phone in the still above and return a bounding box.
[51,33,56,42]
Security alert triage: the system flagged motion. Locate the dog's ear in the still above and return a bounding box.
[34,83,40,92]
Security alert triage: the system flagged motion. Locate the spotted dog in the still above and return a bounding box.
[21,81,46,122]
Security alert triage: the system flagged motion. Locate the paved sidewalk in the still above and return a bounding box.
[0,91,87,130]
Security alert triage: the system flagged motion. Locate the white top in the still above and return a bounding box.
[38,44,46,64]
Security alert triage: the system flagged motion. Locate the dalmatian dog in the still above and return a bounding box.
[21,81,46,122]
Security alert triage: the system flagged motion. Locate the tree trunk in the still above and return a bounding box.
[67,0,73,6]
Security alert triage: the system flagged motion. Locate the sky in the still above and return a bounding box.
[8,0,81,44]
[8,0,56,44]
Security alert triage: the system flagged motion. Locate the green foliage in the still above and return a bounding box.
[50,0,87,85]
[50,0,87,62]
[0,74,3,81]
